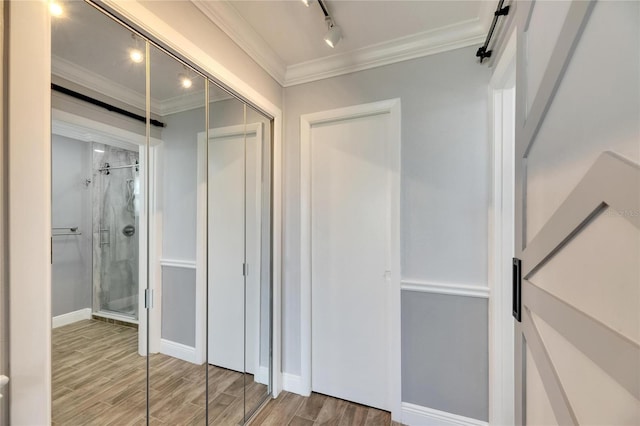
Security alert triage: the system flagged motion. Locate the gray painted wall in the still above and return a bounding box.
[159,99,274,349]
[161,98,251,262]
[161,267,196,346]
[159,106,204,344]
[402,291,488,421]
[283,46,491,413]
[51,135,93,317]
[159,100,273,366]
[160,106,205,261]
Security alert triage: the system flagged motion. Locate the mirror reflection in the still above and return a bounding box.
[146,43,208,423]
[206,87,273,424]
[51,1,147,423]
[50,1,273,424]
[245,104,273,419]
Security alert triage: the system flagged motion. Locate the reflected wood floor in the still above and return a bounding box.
[53,320,397,425]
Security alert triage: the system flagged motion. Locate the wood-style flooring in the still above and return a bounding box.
[53,320,397,425]
[249,392,400,426]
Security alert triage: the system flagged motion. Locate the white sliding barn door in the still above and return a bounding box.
[207,125,261,374]
[514,1,640,425]
[303,100,400,414]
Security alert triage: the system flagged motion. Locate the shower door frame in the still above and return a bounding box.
[51,108,163,356]
[93,142,142,323]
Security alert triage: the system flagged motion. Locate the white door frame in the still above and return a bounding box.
[488,28,516,426]
[299,99,402,420]
[51,109,163,357]
[195,122,263,370]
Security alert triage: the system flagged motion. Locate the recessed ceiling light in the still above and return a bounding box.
[94,149,105,153]
[180,75,193,89]
[129,49,144,64]
[49,1,63,17]
[301,0,314,6]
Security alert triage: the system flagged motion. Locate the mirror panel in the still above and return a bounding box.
[51,1,148,423]
[245,105,273,419]
[147,44,208,424]
[206,85,273,424]
[207,87,248,424]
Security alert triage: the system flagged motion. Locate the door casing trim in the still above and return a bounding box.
[488,27,517,426]
[299,99,402,421]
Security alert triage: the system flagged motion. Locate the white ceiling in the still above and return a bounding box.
[51,0,495,111]
[193,0,495,86]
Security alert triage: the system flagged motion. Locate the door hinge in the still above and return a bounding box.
[144,288,154,309]
[242,263,249,277]
[512,258,522,322]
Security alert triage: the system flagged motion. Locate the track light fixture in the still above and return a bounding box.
[323,17,342,48]
[304,0,342,48]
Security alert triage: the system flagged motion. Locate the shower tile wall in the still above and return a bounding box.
[92,143,140,319]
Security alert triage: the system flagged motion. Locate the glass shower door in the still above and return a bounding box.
[93,145,140,320]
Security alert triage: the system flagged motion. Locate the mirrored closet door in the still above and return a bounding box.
[50,1,273,424]
[51,1,148,423]
[145,42,208,423]
[206,88,273,424]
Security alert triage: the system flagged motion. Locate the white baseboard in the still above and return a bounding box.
[282,373,309,396]
[160,338,199,364]
[401,403,488,426]
[52,308,92,328]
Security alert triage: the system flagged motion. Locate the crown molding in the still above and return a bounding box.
[191,0,287,86]
[478,0,498,32]
[51,55,229,117]
[157,91,230,116]
[52,55,149,111]
[157,92,204,116]
[283,18,487,86]
[190,0,491,87]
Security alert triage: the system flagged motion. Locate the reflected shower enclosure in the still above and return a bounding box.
[51,137,141,325]
[93,144,140,320]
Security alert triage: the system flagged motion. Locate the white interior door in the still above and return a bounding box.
[310,109,397,411]
[207,125,261,374]
[514,1,640,424]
